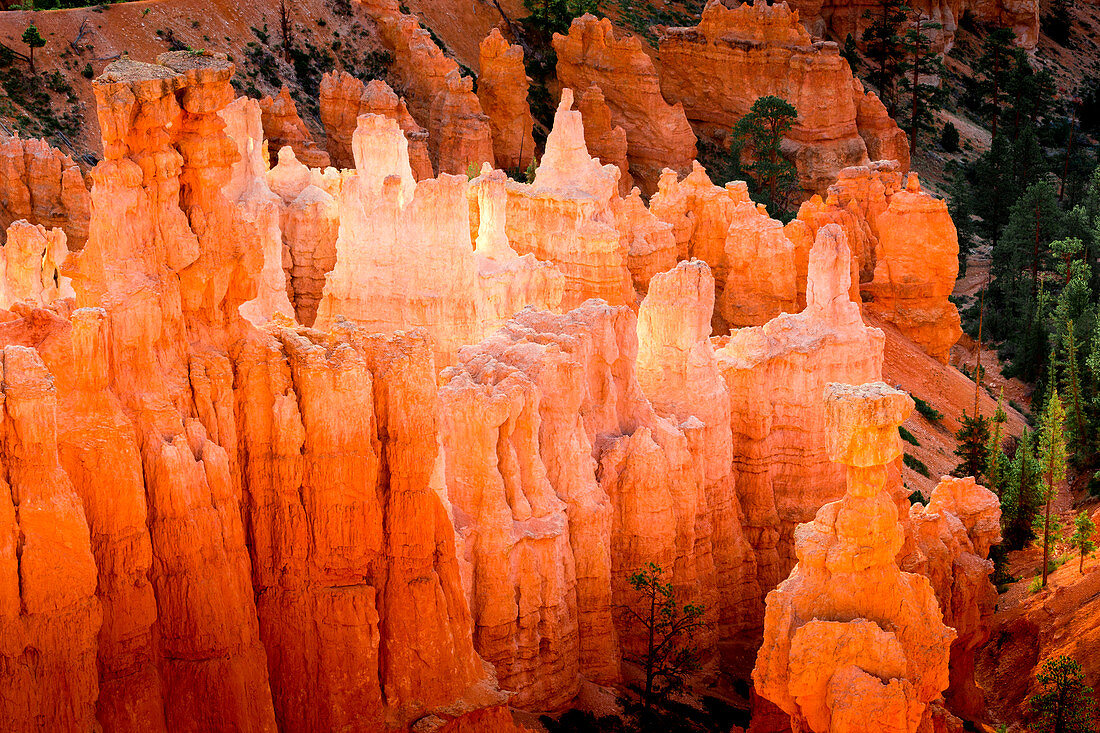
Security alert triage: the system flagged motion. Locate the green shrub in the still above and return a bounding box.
[904,453,931,477]
[1028,575,1043,593]
[941,122,960,152]
[82,63,94,79]
[907,489,927,505]
[913,396,944,422]
[899,426,921,446]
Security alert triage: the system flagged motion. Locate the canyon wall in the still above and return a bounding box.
[658,0,909,198]
[554,14,697,194]
[783,0,1039,51]
[258,86,330,169]
[0,136,90,249]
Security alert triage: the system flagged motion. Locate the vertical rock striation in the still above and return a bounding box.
[478,29,536,172]
[0,136,91,250]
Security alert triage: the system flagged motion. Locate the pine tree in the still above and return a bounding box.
[1028,655,1096,733]
[954,411,991,479]
[1037,390,1068,587]
[840,33,860,70]
[1002,430,1043,549]
[974,28,1017,137]
[1070,510,1096,574]
[731,96,800,216]
[523,0,598,35]
[986,393,1010,495]
[1005,49,1057,140]
[861,0,910,116]
[897,12,946,154]
[21,24,44,74]
[625,563,706,720]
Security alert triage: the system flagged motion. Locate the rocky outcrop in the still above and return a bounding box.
[716,224,884,591]
[258,86,330,169]
[796,163,961,362]
[319,72,433,179]
[219,96,296,326]
[314,114,561,364]
[575,86,633,196]
[0,136,90,250]
[658,0,909,197]
[554,14,696,194]
[266,148,342,326]
[636,260,762,672]
[784,0,1038,52]
[503,90,634,309]
[613,190,677,294]
[650,163,804,331]
[478,29,535,172]
[0,343,102,733]
[0,221,73,308]
[753,381,955,732]
[3,50,532,732]
[901,476,1001,720]
[429,70,496,175]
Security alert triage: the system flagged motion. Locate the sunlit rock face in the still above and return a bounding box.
[502,90,635,310]
[575,85,633,197]
[658,0,909,198]
[0,135,90,250]
[479,29,536,173]
[783,0,1037,52]
[650,163,804,332]
[900,476,1002,720]
[0,51,523,733]
[796,163,961,362]
[716,225,884,592]
[753,381,955,733]
[258,86,330,169]
[0,221,73,308]
[555,14,697,195]
[313,113,561,365]
[320,72,434,179]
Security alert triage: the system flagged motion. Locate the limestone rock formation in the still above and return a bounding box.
[314,114,561,364]
[0,136,90,249]
[219,96,296,326]
[716,224,884,591]
[319,72,433,179]
[0,344,102,733]
[554,14,697,194]
[575,86,633,196]
[796,164,961,362]
[901,476,1001,720]
[613,190,677,294]
[503,90,634,309]
[784,0,1038,52]
[636,260,763,671]
[0,221,73,308]
[429,70,496,175]
[478,29,536,172]
[258,86,331,169]
[658,0,910,197]
[649,164,803,331]
[267,147,342,326]
[753,381,955,732]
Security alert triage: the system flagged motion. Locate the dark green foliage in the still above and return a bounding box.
[523,0,598,35]
[897,13,946,153]
[860,0,909,116]
[973,28,1016,137]
[899,426,920,446]
[1002,430,1044,549]
[731,95,799,217]
[954,412,991,479]
[1042,0,1073,46]
[21,24,45,74]
[908,489,927,505]
[1028,656,1095,733]
[904,453,931,477]
[1070,510,1096,573]
[913,396,943,422]
[940,122,959,152]
[81,63,94,79]
[840,33,860,70]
